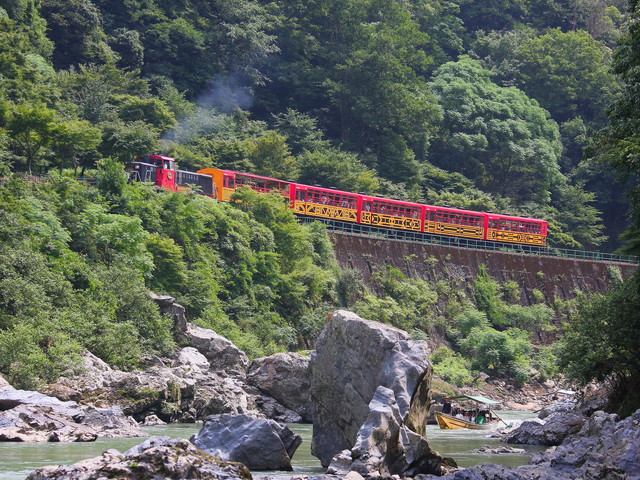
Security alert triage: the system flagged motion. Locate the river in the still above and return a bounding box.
[0,411,543,479]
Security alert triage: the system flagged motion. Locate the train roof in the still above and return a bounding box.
[486,212,547,223]
[359,195,425,208]
[292,183,359,197]
[219,168,293,184]
[430,205,487,216]
[143,154,175,161]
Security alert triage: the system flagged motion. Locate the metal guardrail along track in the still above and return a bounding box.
[298,216,640,266]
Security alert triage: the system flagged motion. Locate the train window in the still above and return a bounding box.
[435,210,482,226]
[371,200,417,217]
[495,219,541,233]
[224,176,235,188]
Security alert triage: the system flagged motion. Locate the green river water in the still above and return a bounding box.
[0,411,544,479]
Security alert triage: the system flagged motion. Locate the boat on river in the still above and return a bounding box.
[435,394,503,430]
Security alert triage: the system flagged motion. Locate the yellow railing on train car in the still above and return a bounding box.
[293,201,357,222]
[487,229,547,246]
[360,211,421,231]
[434,222,484,240]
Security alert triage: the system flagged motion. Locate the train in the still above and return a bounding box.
[129,154,549,247]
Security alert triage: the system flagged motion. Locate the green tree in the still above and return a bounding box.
[255,0,442,179]
[455,0,528,32]
[108,28,144,70]
[6,103,59,173]
[40,0,113,69]
[558,273,640,415]
[272,109,331,156]
[0,17,57,104]
[115,95,176,132]
[247,131,298,180]
[474,265,504,325]
[99,120,159,161]
[51,119,102,173]
[297,149,380,193]
[428,56,564,203]
[509,29,619,127]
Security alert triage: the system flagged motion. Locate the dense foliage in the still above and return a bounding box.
[0,167,344,387]
[558,0,640,416]
[0,0,637,396]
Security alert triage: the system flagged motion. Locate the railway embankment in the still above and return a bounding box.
[329,232,637,304]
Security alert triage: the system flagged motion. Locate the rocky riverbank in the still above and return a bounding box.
[2,300,638,479]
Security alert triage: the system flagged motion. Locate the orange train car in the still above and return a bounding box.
[128,156,548,247]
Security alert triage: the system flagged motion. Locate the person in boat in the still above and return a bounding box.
[442,397,452,414]
[455,411,465,419]
[475,410,486,424]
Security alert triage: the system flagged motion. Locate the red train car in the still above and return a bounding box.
[290,184,360,223]
[359,195,424,232]
[486,213,548,246]
[131,154,215,196]
[132,156,548,247]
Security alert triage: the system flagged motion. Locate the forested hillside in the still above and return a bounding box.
[1,0,640,412]
[0,0,630,249]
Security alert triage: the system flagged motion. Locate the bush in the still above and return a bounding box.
[474,265,504,325]
[558,271,640,415]
[458,326,532,385]
[431,346,473,387]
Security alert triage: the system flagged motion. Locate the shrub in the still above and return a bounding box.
[431,346,472,387]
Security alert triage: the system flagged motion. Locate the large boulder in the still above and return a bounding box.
[191,414,302,470]
[0,390,146,442]
[329,386,456,477]
[26,436,253,480]
[311,310,433,467]
[247,352,312,422]
[505,410,586,446]
[185,323,249,376]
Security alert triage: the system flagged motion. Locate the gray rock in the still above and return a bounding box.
[505,410,586,446]
[191,413,302,471]
[150,292,188,337]
[248,352,312,422]
[475,445,526,454]
[335,386,455,477]
[0,390,146,442]
[418,409,640,480]
[0,404,98,442]
[26,436,253,480]
[79,405,145,438]
[173,346,211,372]
[252,393,304,424]
[142,414,166,426]
[537,400,577,420]
[310,310,432,467]
[186,323,250,376]
[0,389,85,421]
[47,353,262,423]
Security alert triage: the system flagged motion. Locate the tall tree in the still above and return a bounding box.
[40,0,114,69]
[427,56,563,203]
[509,29,619,127]
[593,0,640,249]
